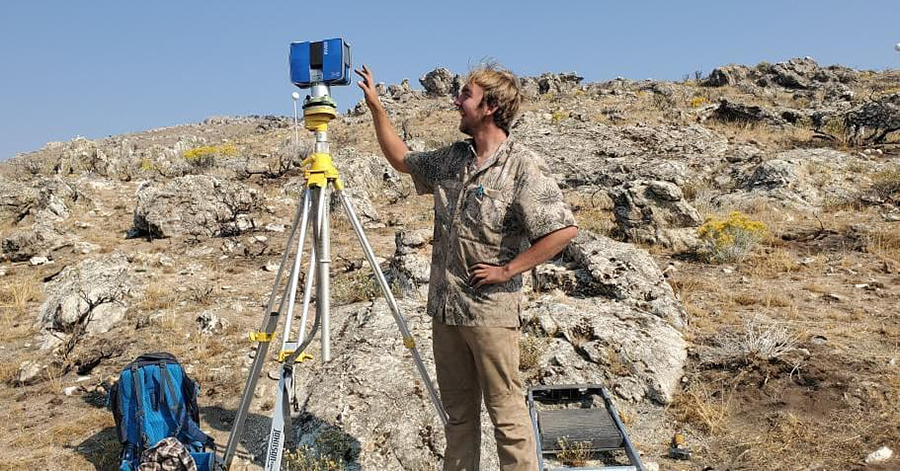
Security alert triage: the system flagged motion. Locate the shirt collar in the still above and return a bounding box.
[465,136,514,172]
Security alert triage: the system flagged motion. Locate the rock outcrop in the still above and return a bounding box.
[611,180,702,250]
[419,67,462,97]
[133,175,259,238]
[37,252,137,353]
[535,231,686,329]
[389,229,432,298]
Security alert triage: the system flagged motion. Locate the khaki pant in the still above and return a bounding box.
[432,320,538,471]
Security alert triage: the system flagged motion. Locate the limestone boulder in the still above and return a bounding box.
[0,176,38,223]
[703,64,751,87]
[327,147,404,227]
[520,72,584,96]
[535,231,685,329]
[133,175,260,238]
[611,180,702,250]
[713,149,866,211]
[521,295,686,404]
[287,298,448,470]
[37,252,138,353]
[2,219,66,262]
[419,67,461,97]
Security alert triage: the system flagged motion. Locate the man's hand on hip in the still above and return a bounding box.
[468,263,512,288]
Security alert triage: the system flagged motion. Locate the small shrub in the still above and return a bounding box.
[188,283,215,305]
[721,316,799,362]
[697,211,768,263]
[690,96,708,108]
[140,157,157,172]
[870,167,900,202]
[283,446,344,471]
[557,437,592,467]
[651,93,676,110]
[551,111,569,124]
[331,270,380,305]
[315,428,355,462]
[182,144,238,169]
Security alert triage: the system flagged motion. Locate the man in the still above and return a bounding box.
[355,63,577,471]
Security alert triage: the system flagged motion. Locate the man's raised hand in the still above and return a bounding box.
[355,65,381,110]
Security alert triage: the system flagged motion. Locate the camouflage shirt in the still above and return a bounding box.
[137,437,197,471]
[405,137,576,327]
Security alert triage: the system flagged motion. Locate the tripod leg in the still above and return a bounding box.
[223,191,312,469]
[297,247,316,344]
[281,188,314,350]
[311,186,332,362]
[263,369,292,471]
[335,189,449,425]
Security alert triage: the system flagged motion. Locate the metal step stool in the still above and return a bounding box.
[527,384,644,471]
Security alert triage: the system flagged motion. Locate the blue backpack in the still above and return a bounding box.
[108,352,216,471]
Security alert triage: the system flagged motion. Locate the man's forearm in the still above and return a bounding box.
[370,104,410,174]
[503,225,578,279]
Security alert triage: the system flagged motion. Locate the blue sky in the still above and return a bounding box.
[2,1,899,161]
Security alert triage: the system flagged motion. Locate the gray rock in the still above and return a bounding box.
[713,149,865,211]
[748,159,797,189]
[521,295,686,404]
[611,180,702,250]
[2,218,66,262]
[703,65,750,87]
[513,116,727,188]
[196,311,230,336]
[535,231,686,328]
[419,67,460,97]
[16,360,46,386]
[390,229,432,298]
[287,298,449,470]
[329,147,405,226]
[844,93,900,144]
[37,252,137,352]
[710,98,787,125]
[133,175,259,238]
[0,176,38,223]
[520,72,584,96]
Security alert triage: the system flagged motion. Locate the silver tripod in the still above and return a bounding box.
[221,84,448,470]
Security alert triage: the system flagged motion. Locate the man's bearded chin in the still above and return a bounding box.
[459,118,474,136]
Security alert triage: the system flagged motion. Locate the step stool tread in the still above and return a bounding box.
[537,408,624,451]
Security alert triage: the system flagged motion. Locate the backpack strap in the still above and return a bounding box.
[158,361,186,439]
[178,372,215,451]
[130,364,149,451]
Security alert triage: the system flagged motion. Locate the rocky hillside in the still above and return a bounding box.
[1,57,899,470]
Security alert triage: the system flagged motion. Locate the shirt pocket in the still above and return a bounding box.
[461,186,509,237]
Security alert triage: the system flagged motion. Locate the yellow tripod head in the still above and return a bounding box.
[300,92,343,190]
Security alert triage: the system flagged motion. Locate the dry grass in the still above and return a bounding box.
[139,282,179,312]
[671,382,731,435]
[866,227,900,263]
[0,273,42,326]
[574,208,616,237]
[331,270,381,305]
[667,273,735,330]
